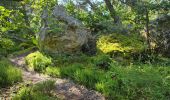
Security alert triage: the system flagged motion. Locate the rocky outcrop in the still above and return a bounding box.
[150,14,170,57]
[38,5,92,54]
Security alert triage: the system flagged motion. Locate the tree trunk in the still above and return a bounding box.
[145,8,151,50]
[104,0,121,24]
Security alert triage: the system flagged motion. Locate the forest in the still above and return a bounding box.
[0,0,170,99]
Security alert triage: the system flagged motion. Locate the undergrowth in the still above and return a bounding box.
[25,51,170,99]
[14,80,58,100]
[25,51,52,72]
[0,58,22,87]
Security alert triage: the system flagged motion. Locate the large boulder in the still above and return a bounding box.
[38,5,92,54]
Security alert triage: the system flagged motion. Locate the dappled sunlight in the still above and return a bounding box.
[0,0,170,99]
[97,34,146,54]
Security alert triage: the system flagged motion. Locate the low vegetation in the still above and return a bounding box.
[0,58,22,88]
[14,80,58,100]
[0,0,170,99]
[25,51,170,99]
[25,51,52,72]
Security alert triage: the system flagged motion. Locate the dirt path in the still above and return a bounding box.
[7,53,105,100]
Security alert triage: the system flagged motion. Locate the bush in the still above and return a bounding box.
[14,80,57,100]
[97,33,146,63]
[97,34,145,54]
[0,38,15,56]
[25,51,52,72]
[0,59,22,87]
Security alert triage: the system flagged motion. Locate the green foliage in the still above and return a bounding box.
[0,5,25,34]
[47,62,170,99]
[21,0,58,33]
[14,80,57,100]
[104,64,170,99]
[65,1,110,33]
[32,80,55,95]
[0,58,22,87]
[97,33,146,53]
[46,63,104,89]
[46,67,61,77]
[53,54,89,65]
[91,54,112,70]
[0,38,15,50]
[24,50,170,99]
[0,0,169,99]
[0,37,15,56]
[11,46,36,57]
[25,51,52,72]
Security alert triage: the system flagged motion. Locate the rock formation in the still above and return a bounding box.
[38,5,92,54]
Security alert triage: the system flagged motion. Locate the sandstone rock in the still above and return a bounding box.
[38,5,92,54]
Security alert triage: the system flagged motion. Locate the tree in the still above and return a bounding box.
[104,0,121,24]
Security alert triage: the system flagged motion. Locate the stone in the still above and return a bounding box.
[38,5,92,54]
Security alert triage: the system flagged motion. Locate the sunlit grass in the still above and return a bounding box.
[0,58,22,87]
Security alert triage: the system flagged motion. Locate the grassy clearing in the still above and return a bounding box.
[0,58,22,88]
[25,51,170,99]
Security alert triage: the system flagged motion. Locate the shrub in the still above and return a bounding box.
[25,51,52,72]
[0,59,22,87]
[97,34,145,54]
[0,38,15,56]
[97,33,147,63]
[0,38,15,50]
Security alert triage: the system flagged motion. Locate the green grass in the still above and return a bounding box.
[14,80,58,100]
[0,58,22,87]
[25,51,170,99]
